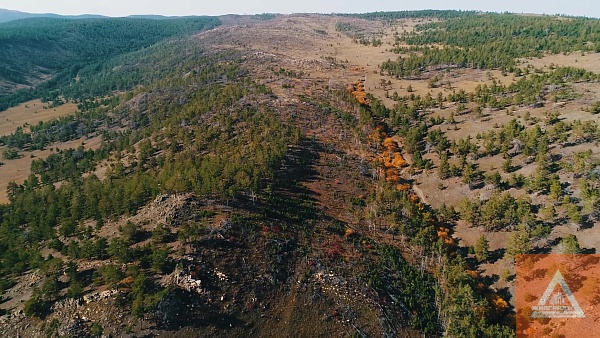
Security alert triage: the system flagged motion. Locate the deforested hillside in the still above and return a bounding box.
[0,9,599,338]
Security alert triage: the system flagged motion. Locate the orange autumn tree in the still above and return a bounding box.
[391,152,407,168]
[385,168,400,182]
[382,137,398,150]
[376,136,408,185]
[347,80,369,105]
[368,124,387,143]
[437,226,456,249]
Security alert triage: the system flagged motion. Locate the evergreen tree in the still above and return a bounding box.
[475,234,490,263]
[506,224,531,258]
[560,235,581,254]
[438,151,451,179]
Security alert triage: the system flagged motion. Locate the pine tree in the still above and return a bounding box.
[506,224,531,258]
[559,235,580,254]
[549,179,562,201]
[502,157,512,173]
[475,234,490,263]
[438,151,451,179]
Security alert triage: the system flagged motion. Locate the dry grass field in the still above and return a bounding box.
[0,98,84,203]
[520,52,600,73]
[0,99,78,136]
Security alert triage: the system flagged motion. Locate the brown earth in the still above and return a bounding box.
[520,52,600,74]
[0,99,78,136]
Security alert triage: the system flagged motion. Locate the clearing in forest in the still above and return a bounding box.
[0,136,102,204]
[0,99,78,136]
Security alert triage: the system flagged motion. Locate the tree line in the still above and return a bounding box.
[381,13,600,76]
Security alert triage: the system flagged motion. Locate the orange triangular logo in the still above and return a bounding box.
[531,270,585,318]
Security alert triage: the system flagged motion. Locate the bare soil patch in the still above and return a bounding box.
[0,99,78,136]
[520,52,600,73]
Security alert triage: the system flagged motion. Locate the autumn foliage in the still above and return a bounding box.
[382,137,398,150]
[347,80,369,105]
[385,168,399,182]
[391,152,407,168]
[487,293,509,312]
[374,134,408,186]
[344,228,355,238]
[369,124,387,143]
[437,226,456,248]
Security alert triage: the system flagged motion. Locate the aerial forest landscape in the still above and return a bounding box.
[0,2,599,337]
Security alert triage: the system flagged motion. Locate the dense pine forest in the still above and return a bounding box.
[379,13,600,76]
[0,16,220,109]
[0,9,598,337]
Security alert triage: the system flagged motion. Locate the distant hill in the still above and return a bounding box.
[0,8,106,23]
[126,15,178,20]
[0,16,221,109]
[0,8,206,23]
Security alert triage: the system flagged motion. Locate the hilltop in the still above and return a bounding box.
[0,9,108,23]
[0,8,204,23]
